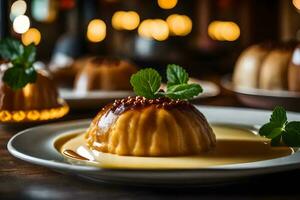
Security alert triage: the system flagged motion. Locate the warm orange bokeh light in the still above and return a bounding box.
[208,21,240,41]
[167,14,192,36]
[112,11,140,30]
[22,28,41,45]
[157,0,177,9]
[138,19,169,41]
[87,19,106,42]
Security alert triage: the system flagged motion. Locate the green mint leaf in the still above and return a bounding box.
[166,64,189,87]
[271,135,282,146]
[0,38,23,60]
[259,122,283,139]
[270,106,287,126]
[166,83,202,100]
[3,67,29,90]
[282,122,300,147]
[130,68,162,99]
[22,43,36,67]
[0,38,37,90]
[26,67,37,83]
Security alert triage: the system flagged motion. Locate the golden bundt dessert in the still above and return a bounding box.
[0,37,68,123]
[74,57,137,91]
[85,96,216,156]
[51,57,90,88]
[0,70,63,110]
[233,42,298,91]
[0,70,69,122]
[233,44,271,88]
[288,45,300,92]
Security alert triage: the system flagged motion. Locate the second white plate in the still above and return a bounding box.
[59,79,220,109]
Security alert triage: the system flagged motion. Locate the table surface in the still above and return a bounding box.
[1,81,300,200]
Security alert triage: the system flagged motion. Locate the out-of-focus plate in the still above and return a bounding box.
[7,106,300,186]
[59,79,220,109]
[221,75,300,111]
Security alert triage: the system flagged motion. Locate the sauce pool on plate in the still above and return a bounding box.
[54,125,293,169]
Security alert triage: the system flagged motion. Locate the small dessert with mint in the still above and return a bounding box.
[85,65,216,156]
[0,38,69,122]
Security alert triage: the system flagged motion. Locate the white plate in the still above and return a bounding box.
[7,106,300,186]
[221,75,300,111]
[59,79,220,109]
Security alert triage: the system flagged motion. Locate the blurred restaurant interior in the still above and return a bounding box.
[2,0,300,75]
[1,0,300,113]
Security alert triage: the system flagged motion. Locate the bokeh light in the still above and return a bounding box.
[22,28,42,45]
[208,21,240,41]
[138,19,153,39]
[10,0,27,21]
[87,19,106,42]
[157,0,178,9]
[112,11,140,30]
[13,15,30,34]
[167,14,193,36]
[138,19,169,41]
[32,0,57,22]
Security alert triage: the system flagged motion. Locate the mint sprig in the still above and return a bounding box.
[130,64,203,100]
[0,38,37,90]
[259,106,300,147]
[167,64,188,87]
[130,68,162,99]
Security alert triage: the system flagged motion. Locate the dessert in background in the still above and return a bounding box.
[0,38,69,123]
[50,56,90,88]
[74,57,137,92]
[233,41,298,91]
[84,64,215,156]
[288,45,300,92]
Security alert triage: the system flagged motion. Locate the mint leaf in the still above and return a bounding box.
[0,38,23,60]
[166,64,188,87]
[283,122,300,147]
[259,122,283,139]
[166,83,202,100]
[259,107,300,147]
[270,106,287,126]
[26,67,37,83]
[130,68,162,99]
[0,38,37,90]
[3,67,29,90]
[22,43,36,67]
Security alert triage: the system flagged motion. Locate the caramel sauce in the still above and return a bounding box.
[63,150,89,161]
[56,125,294,169]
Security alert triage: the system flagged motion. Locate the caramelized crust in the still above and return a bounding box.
[85,97,216,156]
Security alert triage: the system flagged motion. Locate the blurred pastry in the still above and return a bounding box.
[85,96,216,156]
[288,45,300,92]
[51,57,90,88]
[0,38,68,123]
[0,70,64,111]
[233,44,271,88]
[74,57,137,92]
[259,46,294,90]
[233,41,297,91]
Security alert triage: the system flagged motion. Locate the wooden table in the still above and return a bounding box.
[1,86,300,200]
